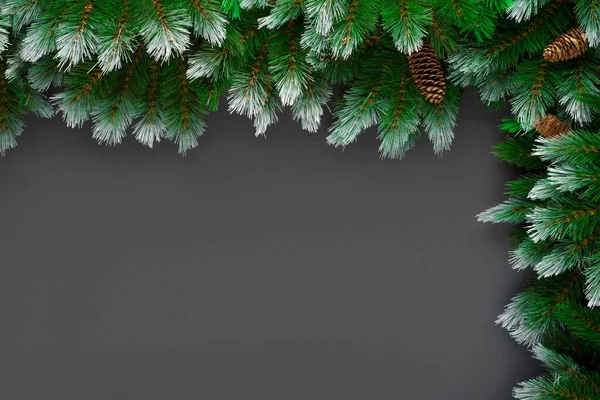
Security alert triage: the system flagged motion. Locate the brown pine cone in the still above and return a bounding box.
[408,43,446,105]
[543,28,588,63]
[534,114,571,137]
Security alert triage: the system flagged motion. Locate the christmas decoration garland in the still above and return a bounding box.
[453,0,600,396]
[2,0,600,397]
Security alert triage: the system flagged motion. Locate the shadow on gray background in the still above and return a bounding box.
[0,92,540,399]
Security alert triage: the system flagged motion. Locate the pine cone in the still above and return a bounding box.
[543,28,588,63]
[534,114,570,138]
[408,43,446,104]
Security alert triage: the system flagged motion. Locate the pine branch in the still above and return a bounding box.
[421,82,460,154]
[527,202,600,242]
[187,0,227,45]
[19,3,69,63]
[258,0,305,30]
[133,59,165,148]
[380,0,431,54]
[54,1,98,71]
[556,302,600,348]
[97,0,137,73]
[1,0,48,30]
[0,59,25,155]
[53,63,104,128]
[327,53,395,148]
[584,251,600,307]
[511,59,559,130]
[574,0,600,47]
[557,56,600,125]
[269,19,312,106]
[377,71,421,159]
[91,45,145,146]
[478,198,539,224]
[328,0,378,60]
[139,0,191,62]
[496,270,584,347]
[534,130,600,165]
[0,14,11,54]
[161,59,207,153]
[304,0,347,36]
[290,70,332,133]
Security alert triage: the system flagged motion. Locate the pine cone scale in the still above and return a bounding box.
[543,28,588,63]
[534,114,570,137]
[408,43,446,104]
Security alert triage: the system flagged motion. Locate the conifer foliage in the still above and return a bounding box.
[457,0,600,397]
[0,0,503,157]
[3,1,600,398]
[479,122,600,398]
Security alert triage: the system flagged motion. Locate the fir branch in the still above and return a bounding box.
[574,0,600,47]
[304,0,347,36]
[97,0,137,73]
[380,0,431,54]
[533,240,587,277]
[187,0,227,45]
[258,0,305,30]
[326,54,393,148]
[19,3,69,63]
[511,59,559,130]
[139,0,191,62]
[532,344,600,393]
[252,84,282,135]
[584,251,600,307]
[478,198,538,224]
[434,0,497,42]
[0,59,25,155]
[222,0,242,19]
[228,40,273,119]
[478,65,518,104]
[162,59,206,153]
[509,236,553,271]
[496,270,583,347]
[484,0,570,71]
[506,0,551,23]
[53,64,104,128]
[91,45,145,146]
[534,130,600,165]
[506,174,545,197]
[377,72,421,159]
[557,57,600,125]
[528,178,561,201]
[269,19,312,106]
[546,163,600,201]
[428,11,458,58]
[556,302,600,347]
[133,59,165,148]
[421,82,460,154]
[514,372,600,400]
[26,55,63,91]
[55,1,98,71]
[290,70,331,133]
[0,15,9,55]
[527,203,600,242]
[492,133,546,170]
[187,23,246,80]
[1,0,48,30]
[328,0,378,60]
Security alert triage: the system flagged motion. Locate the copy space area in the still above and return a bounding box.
[0,93,539,400]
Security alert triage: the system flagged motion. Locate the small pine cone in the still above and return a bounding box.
[543,28,588,63]
[534,114,571,138]
[408,43,446,104]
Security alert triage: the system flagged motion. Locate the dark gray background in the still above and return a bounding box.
[0,92,540,399]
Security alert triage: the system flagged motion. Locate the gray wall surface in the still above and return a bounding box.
[0,92,541,399]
